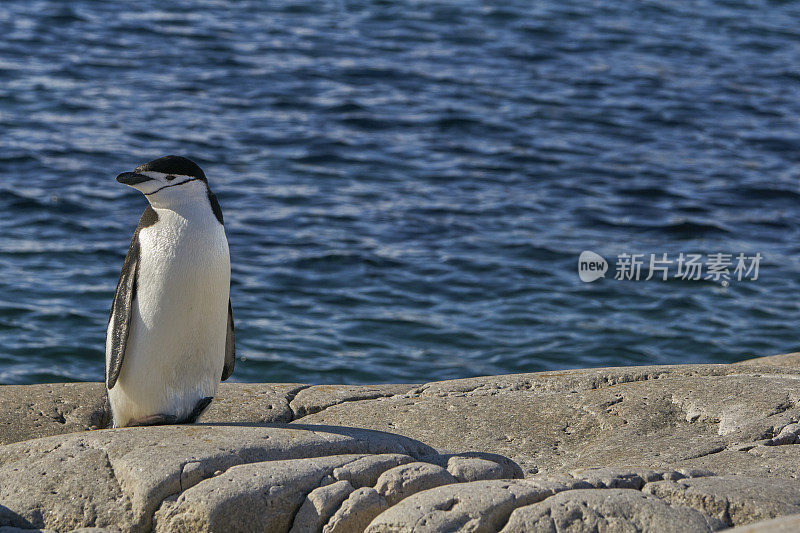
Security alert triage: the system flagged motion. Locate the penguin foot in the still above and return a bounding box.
[186,397,214,423]
[127,414,178,427]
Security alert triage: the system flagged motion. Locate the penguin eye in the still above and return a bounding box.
[165,175,176,181]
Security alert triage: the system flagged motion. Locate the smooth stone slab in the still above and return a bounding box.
[290,384,420,419]
[446,456,506,482]
[0,527,58,533]
[324,487,389,533]
[1,354,800,533]
[643,475,800,527]
[331,454,415,489]
[500,488,725,532]
[0,383,108,445]
[726,513,800,532]
[0,424,438,532]
[291,363,800,476]
[365,478,586,532]
[289,479,355,533]
[0,382,304,445]
[420,452,524,481]
[0,424,521,533]
[196,383,306,424]
[735,352,800,367]
[374,462,457,506]
[154,454,367,532]
[670,443,800,480]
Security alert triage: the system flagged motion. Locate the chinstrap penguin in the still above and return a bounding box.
[106,155,235,428]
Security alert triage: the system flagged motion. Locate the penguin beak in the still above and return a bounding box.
[116,172,153,185]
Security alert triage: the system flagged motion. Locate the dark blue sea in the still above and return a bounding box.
[2,0,800,385]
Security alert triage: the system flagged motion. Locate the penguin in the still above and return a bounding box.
[106,155,235,428]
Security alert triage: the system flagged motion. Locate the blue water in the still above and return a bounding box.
[2,1,800,385]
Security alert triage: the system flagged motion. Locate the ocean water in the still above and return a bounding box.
[1,0,800,386]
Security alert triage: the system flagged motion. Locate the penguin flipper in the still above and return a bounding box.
[222,299,235,381]
[106,206,157,390]
[106,234,139,390]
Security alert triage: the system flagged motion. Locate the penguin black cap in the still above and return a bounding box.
[135,155,207,180]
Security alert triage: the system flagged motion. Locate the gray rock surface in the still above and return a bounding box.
[196,382,306,424]
[0,424,515,532]
[0,383,108,445]
[568,466,715,489]
[290,384,420,419]
[365,478,580,532]
[643,475,800,527]
[735,351,800,367]
[2,353,800,532]
[289,479,355,533]
[374,462,457,506]
[363,468,720,532]
[445,456,507,482]
[324,487,389,533]
[154,454,367,532]
[291,361,800,478]
[0,526,57,533]
[726,513,800,532]
[331,454,415,488]
[500,488,725,532]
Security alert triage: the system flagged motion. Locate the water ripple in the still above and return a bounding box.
[1,0,799,384]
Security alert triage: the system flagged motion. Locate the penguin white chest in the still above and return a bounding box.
[109,208,230,426]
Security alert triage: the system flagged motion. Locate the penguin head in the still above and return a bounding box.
[117,155,209,207]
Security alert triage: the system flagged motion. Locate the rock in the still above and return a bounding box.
[195,383,306,424]
[291,363,800,477]
[643,475,800,527]
[0,436,132,531]
[670,444,800,480]
[726,513,800,532]
[0,526,122,533]
[569,467,659,489]
[767,423,800,446]
[0,425,436,532]
[290,385,419,419]
[289,480,355,533]
[0,382,329,446]
[374,462,457,506]
[500,488,725,532]
[446,456,506,482]
[67,530,121,533]
[5,360,800,481]
[4,355,800,532]
[154,454,368,532]
[331,454,414,488]
[421,452,523,481]
[568,466,713,489]
[0,424,517,533]
[0,383,109,445]
[735,352,800,368]
[365,478,580,532]
[0,526,57,533]
[323,487,389,533]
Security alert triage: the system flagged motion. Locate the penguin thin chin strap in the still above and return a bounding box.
[144,178,199,196]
